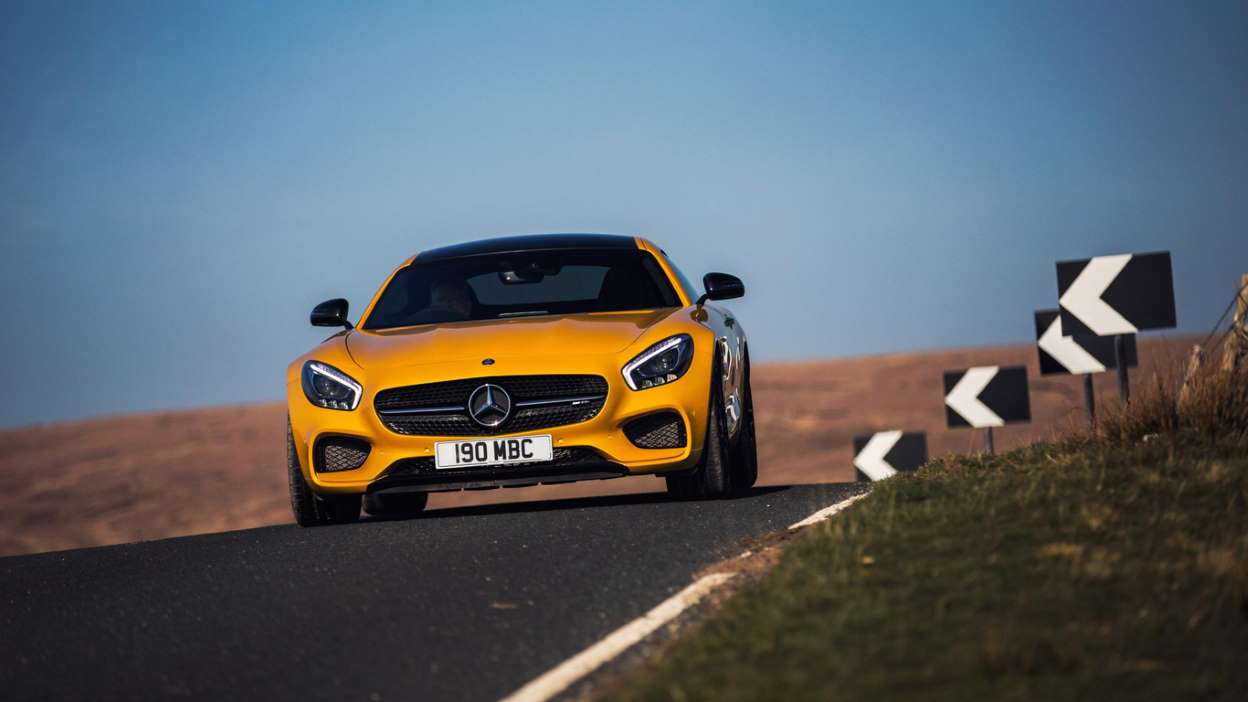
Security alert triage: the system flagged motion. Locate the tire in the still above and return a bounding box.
[287,420,361,526]
[730,357,759,492]
[666,353,734,499]
[364,492,429,518]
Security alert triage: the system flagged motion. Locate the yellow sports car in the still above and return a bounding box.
[286,233,755,525]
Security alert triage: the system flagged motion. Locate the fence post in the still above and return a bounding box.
[1178,344,1203,414]
[1221,273,1248,373]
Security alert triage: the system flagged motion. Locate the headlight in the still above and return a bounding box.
[301,361,362,410]
[623,334,694,390]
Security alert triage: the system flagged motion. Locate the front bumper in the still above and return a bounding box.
[368,460,631,495]
[287,355,710,495]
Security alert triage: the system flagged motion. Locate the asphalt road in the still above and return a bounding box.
[1,483,864,702]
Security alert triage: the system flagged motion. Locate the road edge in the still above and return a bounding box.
[499,490,870,702]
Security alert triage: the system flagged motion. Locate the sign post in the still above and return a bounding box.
[1114,334,1130,403]
[1083,374,1096,428]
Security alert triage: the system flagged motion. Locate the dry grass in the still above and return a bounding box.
[1096,353,1248,446]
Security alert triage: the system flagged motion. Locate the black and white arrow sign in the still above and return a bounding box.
[1034,309,1137,376]
[943,366,1031,428]
[852,431,927,482]
[1057,251,1176,336]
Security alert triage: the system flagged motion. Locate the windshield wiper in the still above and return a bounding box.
[497,310,550,318]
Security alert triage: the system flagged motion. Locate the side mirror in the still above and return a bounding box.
[311,298,353,329]
[698,272,745,305]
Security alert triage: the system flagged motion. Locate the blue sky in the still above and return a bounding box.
[2,1,1246,427]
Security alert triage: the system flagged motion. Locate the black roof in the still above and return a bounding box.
[414,233,637,262]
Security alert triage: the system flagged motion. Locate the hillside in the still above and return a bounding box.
[0,337,1195,557]
[601,358,1248,701]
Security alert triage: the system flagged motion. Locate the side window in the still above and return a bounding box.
[640,255,682,307]
[664,256,699,303]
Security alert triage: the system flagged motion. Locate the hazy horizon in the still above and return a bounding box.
[3,1,1246,428]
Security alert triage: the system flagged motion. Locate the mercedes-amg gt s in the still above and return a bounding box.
[286,233,756,525]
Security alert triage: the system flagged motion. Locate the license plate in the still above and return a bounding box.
[434,435,553,470]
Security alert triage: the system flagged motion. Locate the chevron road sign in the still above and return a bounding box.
[851,431,927,482]
[1034,309,1137,376]
[1056,251,1176,337]
[943,366,1031,428]
[1056,251,1173,403]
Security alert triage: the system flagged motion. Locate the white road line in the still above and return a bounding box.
[500,573,735,702]
[501,492,868,702]
[787,492,870,530]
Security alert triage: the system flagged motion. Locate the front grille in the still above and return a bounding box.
[623,411,687,449]
[314,436,371,472]
[383,446,603,478]
[374,375,608,436]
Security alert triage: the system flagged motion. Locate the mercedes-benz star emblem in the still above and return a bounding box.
[467,384,511,427]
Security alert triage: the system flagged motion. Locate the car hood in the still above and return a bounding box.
[344,310,678,371]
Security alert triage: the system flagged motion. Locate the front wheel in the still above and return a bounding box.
[666,355,734,499]
[287,420,361,526]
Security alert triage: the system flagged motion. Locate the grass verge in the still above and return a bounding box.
[601,367,1248,701]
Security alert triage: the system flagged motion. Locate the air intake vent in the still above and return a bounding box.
[623,411,687,449]
[314,436,371,473]
[374,375,608,436]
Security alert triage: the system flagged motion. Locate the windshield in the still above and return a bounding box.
[362,249,682,330]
